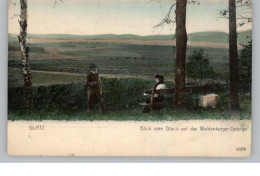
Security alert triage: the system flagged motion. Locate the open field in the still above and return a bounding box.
[8,41,230,85]
[27,38,231,48]
[8,31,252,121]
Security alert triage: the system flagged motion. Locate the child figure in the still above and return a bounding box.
[142,74,166,113]
[86,63,105,113]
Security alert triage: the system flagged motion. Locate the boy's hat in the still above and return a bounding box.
[154,74,164,80]
[89,63,98,69]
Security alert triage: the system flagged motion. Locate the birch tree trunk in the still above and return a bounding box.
[18,0,33,108]
[175,0,187,107]
[229,0,240,119]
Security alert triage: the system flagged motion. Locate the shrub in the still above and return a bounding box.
[186,49,216,85]
[8,78,156,113]
[239,40,252,94]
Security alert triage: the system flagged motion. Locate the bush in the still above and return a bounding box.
[239,40,252,93]
[8,78,158,113]
[186,49,216,84]
[8,77,251,120]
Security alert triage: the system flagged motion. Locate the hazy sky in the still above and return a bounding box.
[8,0,252,35]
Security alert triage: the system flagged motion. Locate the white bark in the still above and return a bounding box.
[18,0,33,107]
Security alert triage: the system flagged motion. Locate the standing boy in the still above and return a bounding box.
[86,63,105,113]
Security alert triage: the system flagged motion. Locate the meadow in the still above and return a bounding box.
[8,42,230,85]
[8,31,252,121]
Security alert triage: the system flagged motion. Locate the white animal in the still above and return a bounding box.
[199,94,219,108]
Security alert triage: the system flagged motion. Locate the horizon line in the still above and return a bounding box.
[8,29,252,37]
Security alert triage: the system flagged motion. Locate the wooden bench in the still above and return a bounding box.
[140,85,210,108]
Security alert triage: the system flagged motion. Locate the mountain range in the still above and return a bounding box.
[8,30,252,45]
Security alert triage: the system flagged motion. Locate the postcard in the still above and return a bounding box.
[8,0,252,156]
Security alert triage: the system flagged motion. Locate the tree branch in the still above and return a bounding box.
[154,3,176,28]
[154,0,200,28]
[218,0,252,27]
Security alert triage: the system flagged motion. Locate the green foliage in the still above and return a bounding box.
[8,77,251,121]
[239,40,252,93]
[186,49,216,84]
[8,78,158,113]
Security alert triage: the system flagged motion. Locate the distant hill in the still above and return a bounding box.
[29,34,175,41]
[188,31,229,44]
[237,30,252,44]
[8,30,252,44]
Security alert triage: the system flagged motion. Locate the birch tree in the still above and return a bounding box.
[14,0,64,108]
[18,0,32,108]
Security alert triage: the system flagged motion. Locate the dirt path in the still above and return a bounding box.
[32,70,150,79]
[32,70,84,76]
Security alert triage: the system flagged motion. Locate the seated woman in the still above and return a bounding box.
[142,74,166,113]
